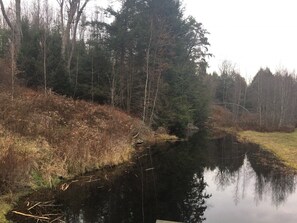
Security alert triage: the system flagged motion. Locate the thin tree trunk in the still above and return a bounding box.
[0,0,13,29]
[149,71,162,126]
[73,51,79,97]
[11,39,15,100]
[111,58,116,107]
[143,20,153,122]
[0,0,21,100]
[91,54,94,102]
[43,33,47,94]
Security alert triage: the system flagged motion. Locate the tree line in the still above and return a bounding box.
[1,0,294,134]
[0,0,211,136]
[208,60,297,131]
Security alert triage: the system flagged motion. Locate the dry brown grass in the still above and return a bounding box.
[0,87,153,193]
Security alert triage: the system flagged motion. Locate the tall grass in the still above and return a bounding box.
[0,87,153,192]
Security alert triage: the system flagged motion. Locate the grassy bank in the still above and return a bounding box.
[0,87,157,221]
[0,199,11,223]
[238,130,297,170]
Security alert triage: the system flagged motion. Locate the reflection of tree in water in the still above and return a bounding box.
[248,147,296,206]
[205,135,248,191]
[180,173,211,223]
[60,131,211,223]
[253,171,296,206]
[205,136,297,207]
[270,174,295,205]
[151,135,211,222]
[58,134,297,222]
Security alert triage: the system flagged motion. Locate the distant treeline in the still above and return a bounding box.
[0,0,210,136]
[207,61,297,131]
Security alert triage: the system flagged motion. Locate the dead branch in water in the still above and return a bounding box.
[12,210,50,220]
[27,201,42,210]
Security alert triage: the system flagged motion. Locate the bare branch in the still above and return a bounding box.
[0,0,13,30]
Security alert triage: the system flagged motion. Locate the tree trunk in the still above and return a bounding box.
[67,0,89,80]
[61,0,78,59]
[0,0,22,99]
[10,40,15,100]
[43,32,47,94]
[91,54,94,102]
[111,58,116,107]
[149,71,162,126]
[43,0,49,94]
[15,0,21,55]
[143,20,153,122]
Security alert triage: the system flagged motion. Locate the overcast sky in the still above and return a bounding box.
[184,0,297,79]
[3,0,297,79]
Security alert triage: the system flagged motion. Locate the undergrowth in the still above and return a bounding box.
[0,87,153,193]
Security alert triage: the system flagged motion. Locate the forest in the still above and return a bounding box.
[1,1,297,222]
[0,0,296,134]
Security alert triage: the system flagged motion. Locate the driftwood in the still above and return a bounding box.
[50,216,64,223]
[12,200,65,223]
[28,201,42,210]
[12,210,50,220]
[60,179,79,191]
[145,167,155,171]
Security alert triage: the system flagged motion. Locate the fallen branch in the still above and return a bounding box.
[145,167,155,171]
[27,201,42,210]
[50,215,63,223]
[87,178,101,183]
[12,210,50,220]
[60,180,79,191]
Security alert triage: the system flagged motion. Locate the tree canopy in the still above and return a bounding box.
[0,0,211,135]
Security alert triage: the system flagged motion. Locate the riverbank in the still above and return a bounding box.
[238,130,297,170]
[0,87,176,222]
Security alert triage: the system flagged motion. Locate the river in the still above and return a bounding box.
[9,132,297,223]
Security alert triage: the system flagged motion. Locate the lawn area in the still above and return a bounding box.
[238,130,297,170]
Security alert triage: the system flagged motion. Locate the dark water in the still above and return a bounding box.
[58,133,297,223]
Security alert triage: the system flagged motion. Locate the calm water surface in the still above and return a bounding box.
[58,133,297,223]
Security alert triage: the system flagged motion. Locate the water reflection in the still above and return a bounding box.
[203,135,296,208]
[180,173,210,223]
[203,135,297,223]
[60,133,211,223]
[57,133,297,223]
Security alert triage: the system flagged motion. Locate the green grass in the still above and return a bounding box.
[239,130,297,170]
[0,192,27,223]
[0,200,11,223]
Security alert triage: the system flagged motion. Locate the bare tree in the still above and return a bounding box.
[42,0,51,94]
[142,19,153,122]
[67,0,89,79]
[0,0,22,99]
[57,0,89,81]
